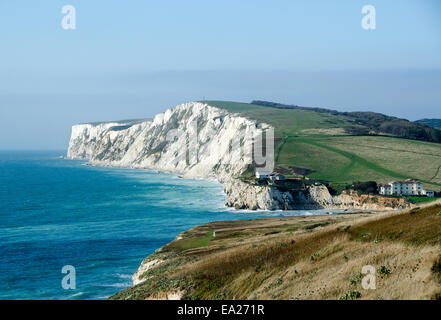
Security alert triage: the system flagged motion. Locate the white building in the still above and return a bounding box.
[379,180,427,196]
[379,184,392,195]
[255,171,270,179]
[268,173,287,181]
[423,190,435,197]
[256,172,287,180]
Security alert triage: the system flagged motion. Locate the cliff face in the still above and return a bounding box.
[224,179,410,211]
[68,102,268,181]
[67,119,152,161]
[68,101,409,211]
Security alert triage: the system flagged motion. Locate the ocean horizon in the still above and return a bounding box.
[0,150,337,300]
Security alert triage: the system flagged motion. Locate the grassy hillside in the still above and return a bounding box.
[252,100,441,143]
[205,101,441,191]
[416,119,441,130]
[112,202,441,300]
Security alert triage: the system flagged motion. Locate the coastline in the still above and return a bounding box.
[79,159,393,294]
[76,157,397,299]
[64,101,440,299]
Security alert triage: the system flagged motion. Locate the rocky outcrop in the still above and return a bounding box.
[224,179,410,210]
[332,189,410,210]
[131,258,164,286]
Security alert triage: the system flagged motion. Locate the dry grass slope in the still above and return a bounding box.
[112,203,441,300]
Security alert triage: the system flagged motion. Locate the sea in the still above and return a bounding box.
[0,150,334,300]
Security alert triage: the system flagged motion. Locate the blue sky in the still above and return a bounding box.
[0,0,440,149]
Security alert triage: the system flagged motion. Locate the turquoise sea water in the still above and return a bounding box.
[0,151,332,300]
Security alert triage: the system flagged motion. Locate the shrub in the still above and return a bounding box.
[350,273,362,286]
[328,183,351,196]
[431,255,441,283]
[378,265,391,275]
[352,181,378,194]
[349,290,361,299]
[339,290,361,300]
[310,253,320,261]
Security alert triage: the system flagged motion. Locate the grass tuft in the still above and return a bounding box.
[431,255,441,283]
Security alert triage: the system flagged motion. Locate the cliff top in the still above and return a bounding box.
[79,118,152,126]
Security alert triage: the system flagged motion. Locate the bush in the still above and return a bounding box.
[350,273,362,286]
[378,265,391,275]
[432,255,441,283]
[352,181,378,194]
[339,290,361,300]
[328,183,351,196]
[310,253,320,261]
[431,292,441,300]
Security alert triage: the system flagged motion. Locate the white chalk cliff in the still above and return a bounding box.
[68,102,267,181]
[68,101,409,211]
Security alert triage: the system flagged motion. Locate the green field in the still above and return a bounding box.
[205,101,441,191]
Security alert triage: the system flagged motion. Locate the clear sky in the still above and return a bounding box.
[0,0,440,149]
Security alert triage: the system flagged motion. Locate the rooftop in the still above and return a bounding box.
[390,180,422,184]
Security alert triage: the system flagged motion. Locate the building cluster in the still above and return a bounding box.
[379,179,435,197]
[255,173,436,198]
